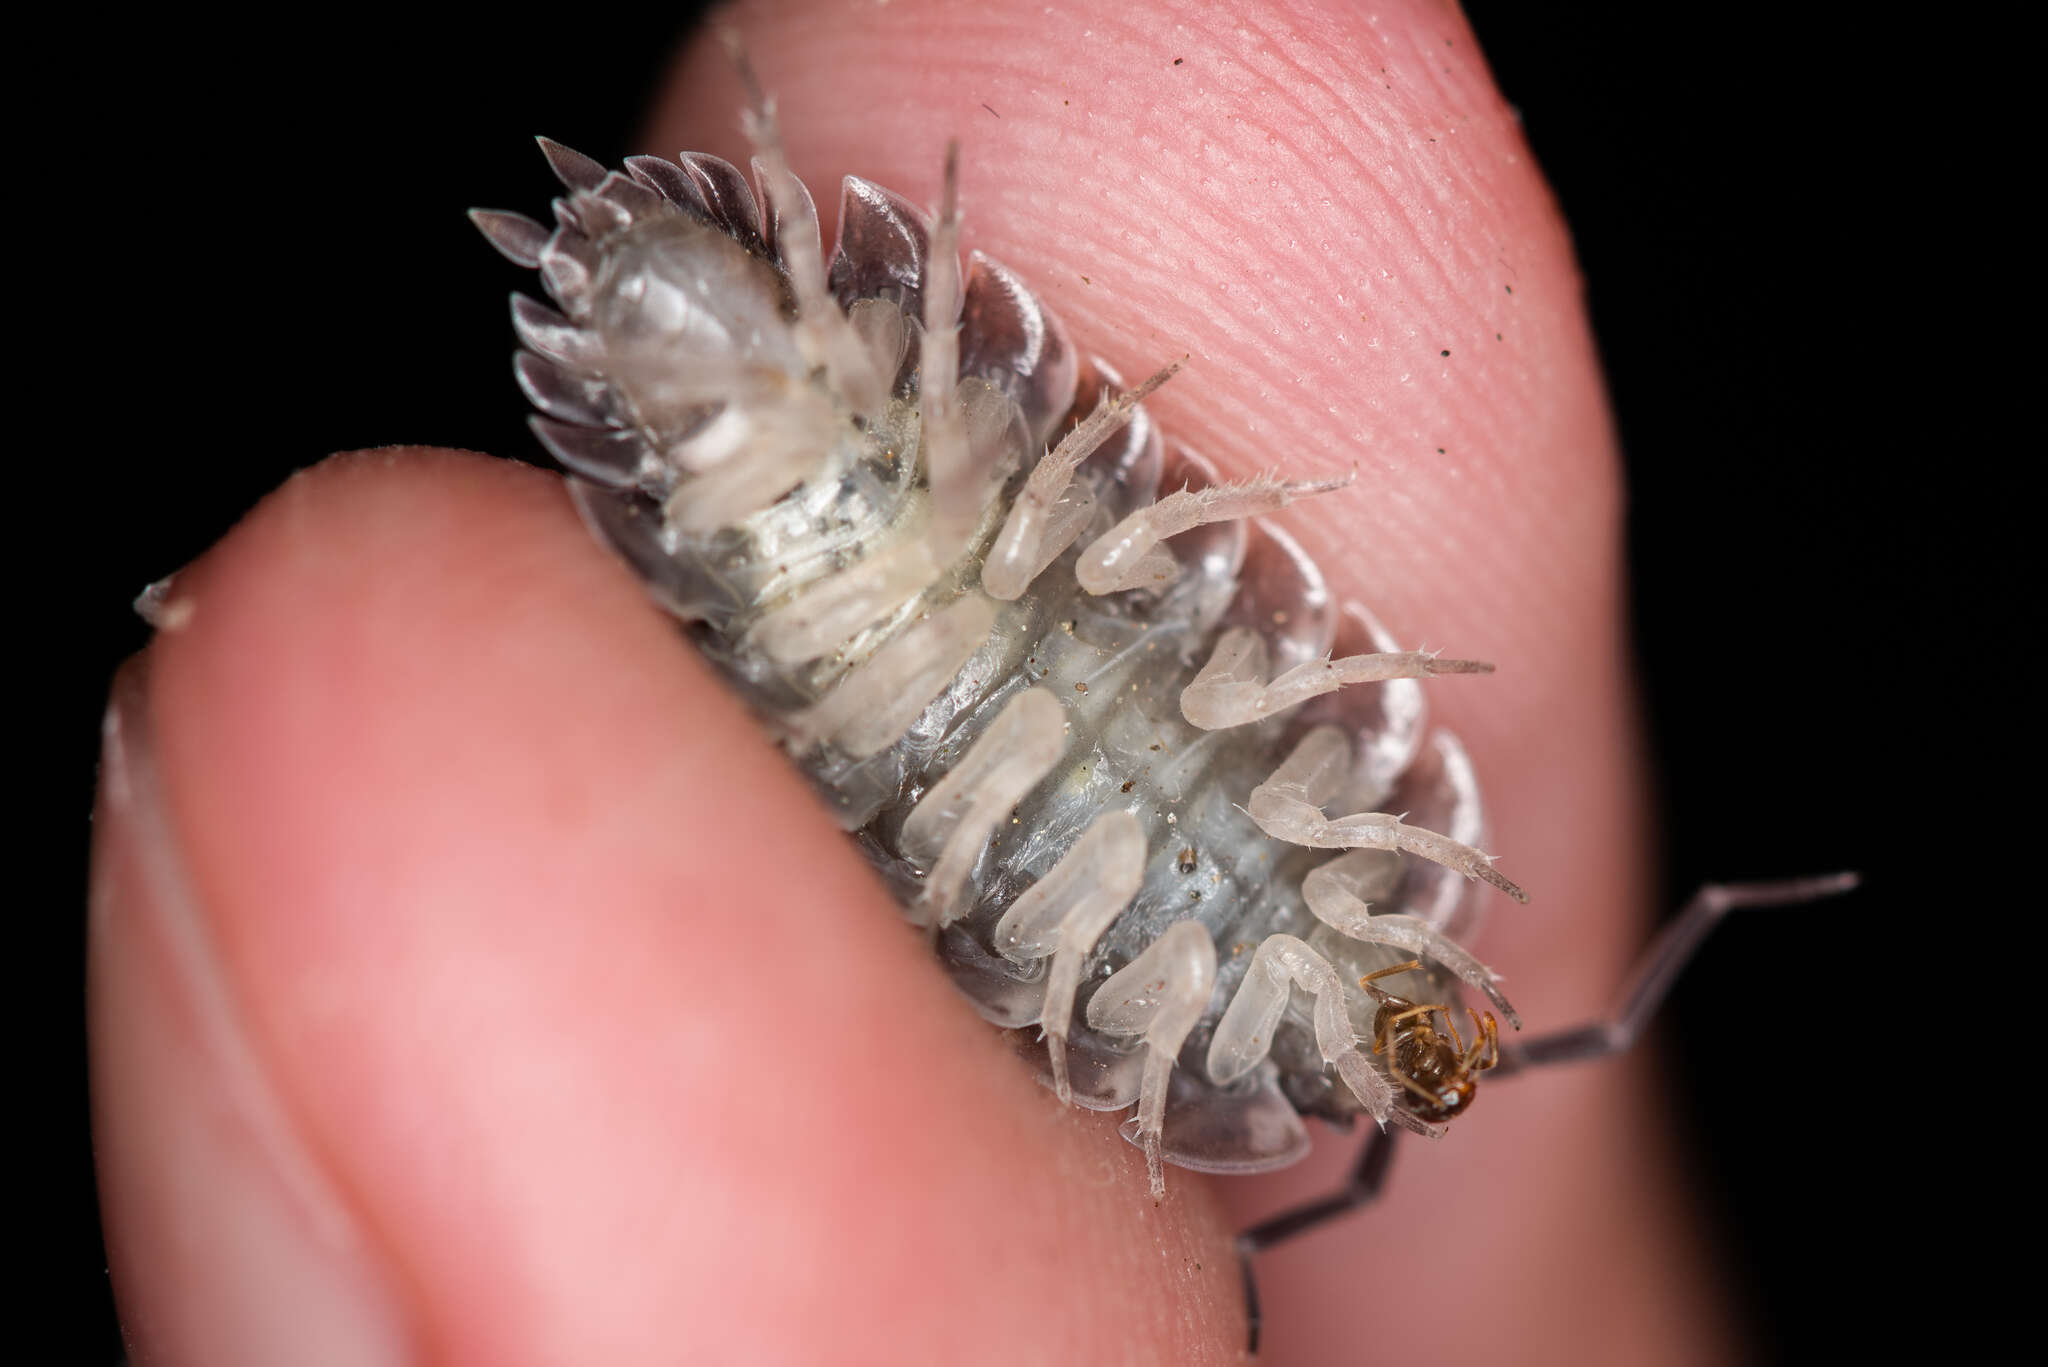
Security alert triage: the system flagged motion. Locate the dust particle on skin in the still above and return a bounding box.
[134,577,195,632]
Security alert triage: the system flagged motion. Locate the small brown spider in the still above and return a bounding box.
[1360,960,1500,1124]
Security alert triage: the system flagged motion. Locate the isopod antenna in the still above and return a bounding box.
[1231,872,1861,1356]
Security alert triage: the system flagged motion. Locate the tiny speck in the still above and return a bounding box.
[1272,609,1288,624]
[1149,742,1163,751]
[1173,56,1184,65]
[1440,349,1451,357]
[1121,779,1135,793]
[1074,681,1088,694]
[1505,284,1513,294]
[1437,447,1446,454]
[981,102,1000,118]
[1081,275,1091,284]
[1496,332,1503,341]
[1177,847,1197,874]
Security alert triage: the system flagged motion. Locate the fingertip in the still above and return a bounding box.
[118,447,1242,1361]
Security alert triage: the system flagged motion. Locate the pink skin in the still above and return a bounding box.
[89,2,1735,1363]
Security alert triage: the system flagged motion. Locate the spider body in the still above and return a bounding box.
[1361,959,1501,1124]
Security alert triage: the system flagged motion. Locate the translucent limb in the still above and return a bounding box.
[917,142,980,537]
[990,810,1148,1100]
[1086,921,1219,1199]
[900,688,1068,926]
[1301,853,1520,1028]
[1077,470,1352,595]
[1247,722,1352,813]
[751,530,947,665]
[1249,727,1529,904]
[1181,624,1492,730]
[730,43,887,416]
[983,360,1181,600]
[1205,934,1395,1126]
[658,389,840,533]
[784,594,996,759]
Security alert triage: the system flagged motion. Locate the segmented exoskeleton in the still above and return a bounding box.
[471,78,1856,1351]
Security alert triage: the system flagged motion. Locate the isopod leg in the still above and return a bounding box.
[991,809,1149,1101]
[1206,934,1398,1126]
[730,41,887,415]
[1234,1126,1402,1355]
[1250,728,1530,903]
[983,360,1181,601]
[1085,921,1219,1199]
[902,688,1069,926]
[1179,627,1493,731]
[1498,874,1859,1073]
[1076,471,1352,595]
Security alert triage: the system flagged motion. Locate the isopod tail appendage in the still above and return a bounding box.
[902,688,1069,927]
[1086,920,1218,1201]
[1249,727,1529,903]
[992,809,1148,1104]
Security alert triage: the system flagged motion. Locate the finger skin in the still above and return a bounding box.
[657,2,1730,1363]
[104,450,1241,1365]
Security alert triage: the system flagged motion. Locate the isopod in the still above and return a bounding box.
[469,54,1856,1353]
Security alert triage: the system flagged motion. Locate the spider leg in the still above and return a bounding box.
[1235,1126,1402,1355]
[1230,874,1855,1353]
[1498,874,1858,1073]
[1360,957,1426,989]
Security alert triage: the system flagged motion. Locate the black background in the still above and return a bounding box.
[54,6,1957,1359]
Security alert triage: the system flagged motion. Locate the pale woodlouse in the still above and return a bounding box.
[469,43,1855,1354]
[83,8,1900,1360]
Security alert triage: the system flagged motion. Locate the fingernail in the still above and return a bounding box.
[89,658,416,1366]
